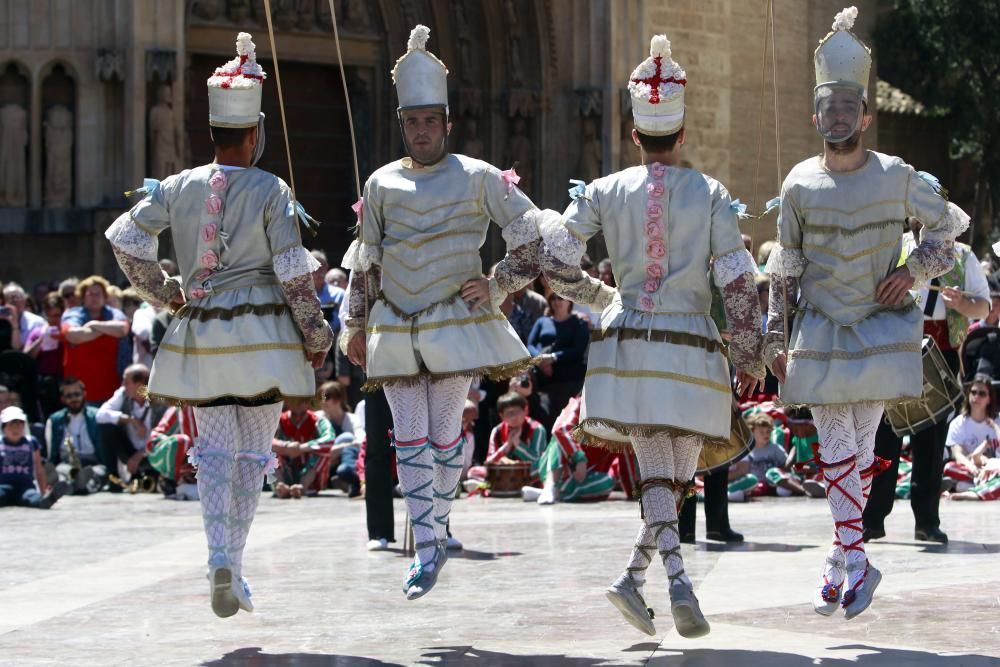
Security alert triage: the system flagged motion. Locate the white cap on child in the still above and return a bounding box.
[1,406,27,424]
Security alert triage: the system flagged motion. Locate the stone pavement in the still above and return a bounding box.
[1,490,998,666]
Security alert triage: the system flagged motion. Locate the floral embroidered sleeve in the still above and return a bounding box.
[279,271,333,355]
[539,249,617,311]
[713,250,765,379]
[904,171,968,285]
[338,264,381,355]
[538,207,617,310]
[105,211,182,307]
[488,210,544,309]
[763,274,798,368]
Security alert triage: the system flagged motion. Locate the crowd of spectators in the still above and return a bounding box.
[5,236,1000,526]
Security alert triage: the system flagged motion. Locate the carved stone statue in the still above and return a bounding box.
[44,105,73,208]
[460,118,484,160]
[316,0,332,29]
[149,84,182,180]
[295,0,316,30]
[0,103,27,207]
[228,0,251,23]
[506,117,532,194]
[343,0,372,32]
[504,0,525,86]
[576,116,602,183]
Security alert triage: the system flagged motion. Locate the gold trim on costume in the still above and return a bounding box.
[802,219,906,238]
[381,268,471,296]
[799,198,902,217]
[802,238,900,262]
[159,342,304,355]
[362,356,537,392]
[570,418,730,453]
[383,197,479,216]
[789,342,921,361]
[591,327,726,355]
[148,387,316,408]
[386,228,482,249]
[585,367,730,393]
[384,209,483,233]
[368,311,506,334]
[384,247,481,272]
[175,302,289,322]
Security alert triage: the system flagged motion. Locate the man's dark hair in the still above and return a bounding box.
[60,376,85,392]
[580,253,593,271]
[635,128,682,153]
[210,126,253,150]
[497,391,528,414]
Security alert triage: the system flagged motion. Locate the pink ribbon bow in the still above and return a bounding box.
[500,168,521,198]
[351,198,364,225]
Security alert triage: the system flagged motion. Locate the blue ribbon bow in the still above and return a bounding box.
[763,196,781,216]
[124,178,161,199]
[288,200,323,236]
[567,179,590,201]
[730,198,750,220]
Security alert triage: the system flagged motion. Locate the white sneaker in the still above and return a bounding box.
[521,486,542,502]
[446,535,463,550]
[463,479,482,494]
[367,538,389,551]
[176,483,199,501]
[537,486,557,505]
[727,490,746,502]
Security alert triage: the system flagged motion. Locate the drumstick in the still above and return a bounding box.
[926,284,976,299]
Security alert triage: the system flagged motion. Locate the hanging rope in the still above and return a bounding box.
[769,0,782,187]
[327,0,362,202]
[750,0,772,216]
[261,0,297,203]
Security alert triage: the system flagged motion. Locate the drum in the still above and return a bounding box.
[886,336,963,437]
[696,398,752,474]
[486,461,532,497]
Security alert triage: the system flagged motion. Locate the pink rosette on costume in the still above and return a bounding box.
[206,194,223,215]
[646,262,664,280]
[646,238,666,260]
[643,278,660,294]
[195,269,213,281]
[190,287,207,300]
[208,171,228,191]
[639,295,655,312]
[645,220,664,238]
[200,250,220,269]
[650,162,666,178]
[646,181,665,197]
[646,201,663,220]
[201,223,218,243]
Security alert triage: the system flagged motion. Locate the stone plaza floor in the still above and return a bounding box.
[1,489,998,666]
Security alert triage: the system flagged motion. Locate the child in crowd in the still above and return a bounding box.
[944,376,998,493]
[467,393,548,491]
[728,412,816,501]
[0,406,69,509]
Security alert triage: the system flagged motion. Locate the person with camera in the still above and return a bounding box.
[95,363,164,492]
[44,377,105,494]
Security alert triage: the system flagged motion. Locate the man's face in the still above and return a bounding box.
[61,288,80,309]
[501,406,526,430]
[3,289,26,316]
[815,87,863,142]
[599,267,614,286]
[123,372,148,401]
[312,262,328,291]
[83,285,105,312]
[401,109,450,165]
[327,270,348,289]
[61,383,85,413]
[44,305,62,325]
[288,399,309,418]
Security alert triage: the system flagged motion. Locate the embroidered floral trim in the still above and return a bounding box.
[764,275,799,368]
[110,247,181,307]
[719,272,765,379]
[905,239,954,285]
[500,209,541,250]
[105,213,158,261]
[713,249,758,287]
[273,245,321,283]
[341,239,383,272]
[638,163,668,312]
[764,244,808,278]
[538,209,585,267]
[492,238,542,306]
[540,250,616,309]
[279,272,333,354]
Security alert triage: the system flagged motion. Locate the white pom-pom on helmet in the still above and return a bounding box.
[649,34,671,59]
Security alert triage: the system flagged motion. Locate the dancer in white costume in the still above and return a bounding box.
[106,33,332,617]
[342,26,544,600]
[539,34,765,638]
[763,7,967,619]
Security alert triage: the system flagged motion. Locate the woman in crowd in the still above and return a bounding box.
[526,293,589,421]
[943,375,999,492]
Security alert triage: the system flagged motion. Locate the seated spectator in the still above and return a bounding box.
[597,258,615,287]
[507,372,552,434]
[272,398,335,498]
[61,276,130,403]
[525,394,615,505]
[0,406,69,509]
[502,284,548,345]
[44,377,105,495]
[949,453,1000,501]
[329,432,362,498]
[145,406,197,500]
[3,282,46,353]
[728,412,816,501]
[527,293,589,421]
[318,381,355,437]
[96,363,162,492]
[25,292,65,417]
[971,276,1000,329]
[944,376,999,493]
[468,393,548,486]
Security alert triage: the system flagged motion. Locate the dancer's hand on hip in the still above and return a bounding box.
[308,350,326,370]
[346,331,367,370]
[875,266,914,305]
[461,277,490,311]
[735,369,761,400]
